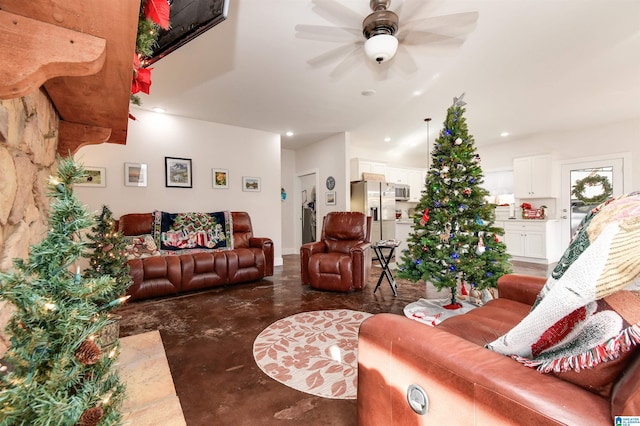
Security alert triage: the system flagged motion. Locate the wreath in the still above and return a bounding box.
[572,175,612,204]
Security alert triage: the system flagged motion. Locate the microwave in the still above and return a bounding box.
[395,184,410,201]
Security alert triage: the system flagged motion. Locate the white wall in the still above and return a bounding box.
[280,149,296,254]
[292,133,349,245]
[477,118,639,190]
[74,109,283,266]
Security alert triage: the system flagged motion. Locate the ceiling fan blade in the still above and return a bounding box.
[393,44,419,75]
[402,11,480,36]
[394,0,444,23]
[329,44,365,79]
[306,42,363,68]
[295,24,361,43]
[398,29,466,48]
[311,0,365,29]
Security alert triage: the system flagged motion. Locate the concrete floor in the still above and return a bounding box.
[116,255,549,426]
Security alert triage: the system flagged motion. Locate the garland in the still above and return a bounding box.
[131,0,171,106]
[571,175,612,204]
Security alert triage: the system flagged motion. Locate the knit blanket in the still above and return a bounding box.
[152,210,233,254]
[487,192,640,372]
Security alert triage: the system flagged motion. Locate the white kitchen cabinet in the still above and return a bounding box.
[513,155,554,198]
[350,158,387,181]
[408,169,425,202]
[502,220,561,263]
[387,167,409,185]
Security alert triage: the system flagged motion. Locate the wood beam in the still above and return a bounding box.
[57,120,111,157]
[0,10,106,99]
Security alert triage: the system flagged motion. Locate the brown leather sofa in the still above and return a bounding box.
[117,211,274,301]
[357,274,640,425]
[300,211,372,292]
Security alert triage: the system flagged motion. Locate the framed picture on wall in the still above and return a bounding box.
[325,191,336,205]
[212,168,229,189]
[165,157,192,188]
[124,163,147,187]
[242,176,261,192]
[76,167,106,187]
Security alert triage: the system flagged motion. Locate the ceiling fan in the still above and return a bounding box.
[295,0,479,78]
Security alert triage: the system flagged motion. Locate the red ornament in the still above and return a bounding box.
[419,208,430,226]
[460,282,468,295]
[463,188,471,196]
[422,246,428,252]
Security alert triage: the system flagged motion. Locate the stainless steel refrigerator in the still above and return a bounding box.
[350,180,396,243]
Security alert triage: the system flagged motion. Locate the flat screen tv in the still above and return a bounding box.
[146,0,229,64]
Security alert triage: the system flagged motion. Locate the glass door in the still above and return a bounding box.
[560,158,624,251]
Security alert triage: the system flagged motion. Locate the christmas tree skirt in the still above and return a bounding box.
[404,298,478,327]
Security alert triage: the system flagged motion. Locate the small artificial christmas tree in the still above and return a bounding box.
[398,94,511,308]
[84,205,133,304]
[0,157,127,425]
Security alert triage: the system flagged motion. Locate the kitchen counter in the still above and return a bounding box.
[395,219,414,225]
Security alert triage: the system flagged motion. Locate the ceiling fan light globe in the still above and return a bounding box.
[364,34,398,63]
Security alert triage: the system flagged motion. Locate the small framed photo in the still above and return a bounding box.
[212,168,229,189]
[325,191,336,205]
[124,163,147,187]
[242,176,261,192]
[76,167,106,187]
[165,157,192,188]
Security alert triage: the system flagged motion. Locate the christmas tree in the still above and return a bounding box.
[84,205,132,305]
[398,94,511,308]
[0,158,127,425]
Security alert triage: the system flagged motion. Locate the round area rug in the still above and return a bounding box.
[253,309,372,399]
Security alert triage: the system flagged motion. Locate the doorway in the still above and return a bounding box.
[297,171,318,246]
[560,155,628,250]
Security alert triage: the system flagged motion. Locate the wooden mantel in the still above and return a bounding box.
[0,0,140,155]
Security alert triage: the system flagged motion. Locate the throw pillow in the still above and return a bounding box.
[123,234,160,259]
[487,192,640,384]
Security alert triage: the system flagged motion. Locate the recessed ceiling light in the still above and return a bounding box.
[361,89,376,96]
[152,107,166,113]
[500,131,510,137]
[384,137,391,142]
[412,90,422,96]
[285,131,294,137]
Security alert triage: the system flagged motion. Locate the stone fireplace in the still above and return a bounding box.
[0,88,59,355]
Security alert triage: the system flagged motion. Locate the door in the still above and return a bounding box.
[299,172,317,245]
[560,157,625,251]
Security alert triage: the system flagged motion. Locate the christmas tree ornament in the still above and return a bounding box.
[460,281,469,296]
[76,406,104,426]
[476,236,486,255]
[454,137,463,145]
[75,339,102,365]
[419,208,430,226]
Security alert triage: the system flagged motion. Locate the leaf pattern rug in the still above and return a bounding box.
[253,309,372,399]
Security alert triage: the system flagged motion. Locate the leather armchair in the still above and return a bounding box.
[300,212,372,292]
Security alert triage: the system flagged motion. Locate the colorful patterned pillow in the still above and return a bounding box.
[152,211,233,255]
[123,234,160,259]
[487,192,640,384]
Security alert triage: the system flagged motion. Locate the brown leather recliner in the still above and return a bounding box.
[300,212,372,292]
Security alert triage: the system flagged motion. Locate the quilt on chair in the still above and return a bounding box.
[152,211,233,254]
